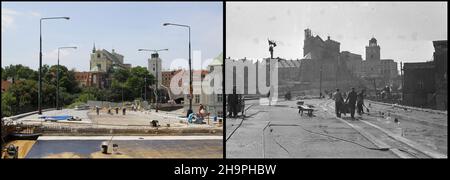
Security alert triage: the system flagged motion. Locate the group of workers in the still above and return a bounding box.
[96,106,126,115]
[333,87,367,119]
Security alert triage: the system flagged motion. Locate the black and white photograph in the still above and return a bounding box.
[225,2,447,158]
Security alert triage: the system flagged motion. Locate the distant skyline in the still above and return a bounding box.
[227,2,447,66]
[2,2,223,71]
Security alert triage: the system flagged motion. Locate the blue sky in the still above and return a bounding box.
[2,2,223,71]
[227,2,447,66]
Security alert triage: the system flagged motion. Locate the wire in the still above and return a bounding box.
[227,102,256,142]
[269,132,292,157]
[269,123,389,151]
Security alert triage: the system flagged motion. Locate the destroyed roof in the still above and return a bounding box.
[302,52,312,60]
[100,49,123,64]
[278,59,301,68]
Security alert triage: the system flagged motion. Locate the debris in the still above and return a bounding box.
[151,120,160,127]
[112,144,119,154]
[101,141,108,154]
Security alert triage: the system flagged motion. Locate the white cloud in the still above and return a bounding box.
[29,11,41,17]
[2,8,20,32]
[2,8,42,32]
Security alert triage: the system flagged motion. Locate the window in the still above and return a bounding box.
[195,95,200,103]
[97,53,101,58]
[217,94,223,102]
[418,80,424,89]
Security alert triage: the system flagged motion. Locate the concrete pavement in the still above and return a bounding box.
[226,98,447,158]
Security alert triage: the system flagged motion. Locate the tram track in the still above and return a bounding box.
[321,99,446,158]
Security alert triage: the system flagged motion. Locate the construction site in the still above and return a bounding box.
[1,102,223,158]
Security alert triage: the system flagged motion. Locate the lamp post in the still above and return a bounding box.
[56,46,76,110]
[400,61,404,105]
[39,16,70,114]
[138,48,168,112]
[319,62,323,98]
[144,77,147,102]
[163,22,192,117]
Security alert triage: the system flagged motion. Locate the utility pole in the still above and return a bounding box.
[335,56,339,89]
[319,62,323,98]
[56,46,76,110]
[400,61,404,104]
[163,23,192,117]
[144,77,147,102]
[39,16,70,114]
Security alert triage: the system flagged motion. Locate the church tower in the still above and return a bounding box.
[303,28,313,57]
[365,37,380,61]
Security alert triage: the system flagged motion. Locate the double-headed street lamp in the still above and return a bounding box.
[138,48,168,112]
[39,16,70,114]
[56,46,77,110]
[163,22,192,117]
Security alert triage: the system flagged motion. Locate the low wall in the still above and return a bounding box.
[2,108,56,121]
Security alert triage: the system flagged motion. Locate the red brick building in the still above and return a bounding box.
[74,71,108,89]
[1,80,12,92]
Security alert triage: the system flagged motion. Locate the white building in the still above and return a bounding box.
[90,44,131,72]
[183,53,223,117]
[148,53,162,87]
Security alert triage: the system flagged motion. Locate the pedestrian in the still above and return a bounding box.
[357,89,366,116]
[122,107,126,115]
[115,107,119,114]
[198,104,205,118]
[96,106,100,115]
[345,87,358,119]
[333,88,344,118]
[228,86,238,118]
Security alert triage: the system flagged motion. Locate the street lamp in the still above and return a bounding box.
[138,48,168,112]
[163,22,192,117]
[56,46,77,110]
[39,16,70,114]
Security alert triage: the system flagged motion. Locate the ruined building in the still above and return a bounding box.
[403,40,447,110]
[299,28,362,93]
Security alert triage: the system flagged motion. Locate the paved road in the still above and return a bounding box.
[226,98,447,158]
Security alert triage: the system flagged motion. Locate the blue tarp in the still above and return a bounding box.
[39,115,73,121]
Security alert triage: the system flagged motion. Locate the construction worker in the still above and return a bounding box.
[96,106,100,115]
[357,89,366,115]
[333,88,344,118]
[345,87,358,119]
[228,86,238,118]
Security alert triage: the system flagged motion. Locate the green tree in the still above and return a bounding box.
[2,64,38,81]
[8,79,38,114]
[112,68,130,83]
[2,91,16,117]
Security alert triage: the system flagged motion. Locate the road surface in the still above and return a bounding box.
[226,98,447,158]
